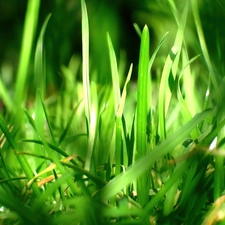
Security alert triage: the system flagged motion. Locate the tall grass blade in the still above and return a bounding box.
[14,0,40,108]
[115,64,133,176]
[34,14,51,136]
[191,0,220,99]
[84,81,98,173]
[107,33,121,113]
[158,3,188,140]
[136,25,150,206]
[81,0,91,124]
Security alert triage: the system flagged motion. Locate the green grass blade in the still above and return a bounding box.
[136,25,150,206]
[158,3,188,140]
[177,54,200,139]
[34,14,51,138]
[146,161,189,217]
[81,0,91,123]
[0,79,13,112]
[58,100,83,145]
[85,81,98,173]
[115,64,133,176]
[14,0,41,107]
[191,0,220,99]
[148,31,169,72]
[96,109,212,202]
[107,33,121,114]
[0,116,41,198]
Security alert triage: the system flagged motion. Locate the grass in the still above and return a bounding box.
[0,0,225,224]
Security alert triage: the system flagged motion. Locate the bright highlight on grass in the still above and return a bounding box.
[0,0,224,224]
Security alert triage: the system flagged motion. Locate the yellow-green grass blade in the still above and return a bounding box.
[85,81,98,173]
[96,109,212,202]
[0,79,13,112]
[135,25,150,206]
[158,3,188,140]
[14,0,40,108]
[107,33,121,114]
[115,64,133,176]
[177,54,200,140]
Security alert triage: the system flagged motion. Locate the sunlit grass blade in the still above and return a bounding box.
[84,81,98,173]
[14,0,41,108]
[81,0,91,124]
[115,64,133,176]
[158,3,188,140]
[135,25,150,206]
[96,109,212,202]
[0,79,13,112]
[177,54,200,140]
[107,33,121,113]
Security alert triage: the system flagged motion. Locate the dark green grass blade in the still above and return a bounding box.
[136,25,150,206]
[191,0,220,99]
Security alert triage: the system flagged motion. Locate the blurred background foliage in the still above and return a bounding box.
[0,0,225,91]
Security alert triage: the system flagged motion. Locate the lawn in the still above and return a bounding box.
[0,0,225,224]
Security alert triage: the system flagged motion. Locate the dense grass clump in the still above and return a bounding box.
[0,0,225,224]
